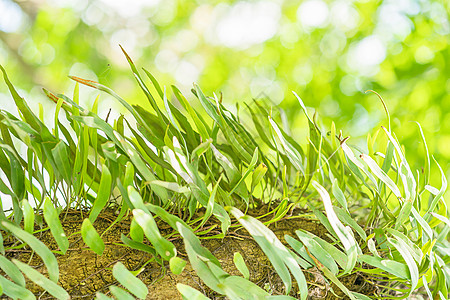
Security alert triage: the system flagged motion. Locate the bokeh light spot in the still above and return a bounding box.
[297,0,329,29]
[347,36,386,75]
[213,1,281,49]
[0,0,24,32]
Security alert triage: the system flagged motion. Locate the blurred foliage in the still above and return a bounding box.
[0,0,449,188]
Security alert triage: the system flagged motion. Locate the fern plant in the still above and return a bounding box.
[0,48,448,300]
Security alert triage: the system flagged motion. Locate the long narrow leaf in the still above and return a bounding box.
[312,181,358,274]
[227,207,307,299]
[89,164,112,222]
[81,219,105,255]
[0,275,35,300]
[132,209,176,260]
[13,259,69,300]
[43,197,69,254]
[112,262,148,299]
[1,221,59,282]
[0,255,25,287]
[177,283,211,300]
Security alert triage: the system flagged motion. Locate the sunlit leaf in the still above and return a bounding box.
[13,259,69,300]
[312,181,358,274]
[43,197,69,254]
[112,262,148,299]
[0,255,25,287]
[170,256,187,275]
[233,252,250,280]
[132,209,176,260]
[0,275,35,300]
[177,283,211,300]
[0,221,59,282]
[89,163,112,222]
[109,286,135,300]
[81,218,105,255]
[227,207,307,299]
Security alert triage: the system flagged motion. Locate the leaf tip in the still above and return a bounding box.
[69,76,98,88]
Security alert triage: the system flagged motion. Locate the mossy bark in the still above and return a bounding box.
[3,209,375,299]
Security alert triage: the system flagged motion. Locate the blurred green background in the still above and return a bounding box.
[0,0,449,188]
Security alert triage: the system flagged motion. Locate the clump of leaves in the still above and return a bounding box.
[0,48,448,300]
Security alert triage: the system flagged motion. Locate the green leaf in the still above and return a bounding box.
[180,235,224,293]
[149,180,190,193]
[172,85,210,140]
[53,97,64,139]
[1,144,26,202]
[164,140,230,235]
[233,252,250,279]
[358,255,409,279]
[112,262,148,299]
[163,86,181,131]
[306,233,348,270]
[130,218,144,243]
[387,237,419,294]
[265,296,298,300]
[269,117,304,174]
[120,234,156,256]
[194,84,222,127]
[331,178,348,211]
[316,265,358,300]
[360,153,402,199]
[81,218,105,255]
[251,163,268,192]
[0,255,25,287]
[410,207,433,241]
[294,230,339,275]
[89,164,112,222]
[382,127,416,201]
[312,181,359,274]
[386,228,422,263]
[147,204,221,266]
[394,201,412,230]
[210,144,240,184]
[197,174,222,229]
[21,200,34,233]
[95,292,113,300]
[245,102,276,150]
[425,158,447,221]
[430,212,450,228]
[119,47,167,121]
[0,234,3,256]
[414,122,430,186]
[333,207,367,240]
[284,235,314,268]
[0,65,52,140]
[13,259,69,300]
[227,207,307,299]
[220,274,271,299]
[0,275,35,300]
[43,197,68,254]
[228,147,259,198]
[132,209,176,260]
[1,221,59,282]
[170,256,187,275]
[340,142,378,190]
[119,139,168,203]
[123,161,135,187]
[127,186,149,212]
[177,283,211,300]
[51,141,72,183]
[293,92,320,188]
[109,286,135,300]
